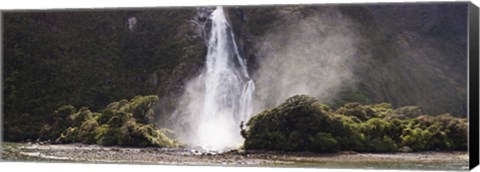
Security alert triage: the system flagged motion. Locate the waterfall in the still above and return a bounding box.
[170,6,255,151]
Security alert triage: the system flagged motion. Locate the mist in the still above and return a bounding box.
[252,9,364,112]
[163,5,468,150]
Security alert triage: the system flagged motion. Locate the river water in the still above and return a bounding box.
[1,142,469,171]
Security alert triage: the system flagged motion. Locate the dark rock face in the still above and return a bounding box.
[226,3,468,116]
[363,3,468,116]
[242,95,467,152]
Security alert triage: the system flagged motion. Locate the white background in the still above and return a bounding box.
[0,0,479,172]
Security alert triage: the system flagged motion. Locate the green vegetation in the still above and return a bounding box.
[3,5,468,150]
[242,95,467,152]
[39,95,179,147]
[3,9,205,141]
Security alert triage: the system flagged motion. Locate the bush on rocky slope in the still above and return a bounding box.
[39,95,179,147]
[242,95,467,152]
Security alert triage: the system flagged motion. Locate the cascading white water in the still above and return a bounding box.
[170,6,255,151]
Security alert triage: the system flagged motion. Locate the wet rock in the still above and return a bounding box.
[399,146,412,153]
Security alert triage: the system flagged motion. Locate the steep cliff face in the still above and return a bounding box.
[363,3,468,116]
[226,3,468,116]
[3,8,206,141]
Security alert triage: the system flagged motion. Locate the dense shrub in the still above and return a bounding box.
[40,95,179,147]
[242,95,468,153]
[243,95,332,151]
[309,132,339,152]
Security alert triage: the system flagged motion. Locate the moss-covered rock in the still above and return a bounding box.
[243,95,468,153]
[42,95,179,148]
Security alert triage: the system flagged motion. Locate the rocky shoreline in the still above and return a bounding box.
[1,142,469,170]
